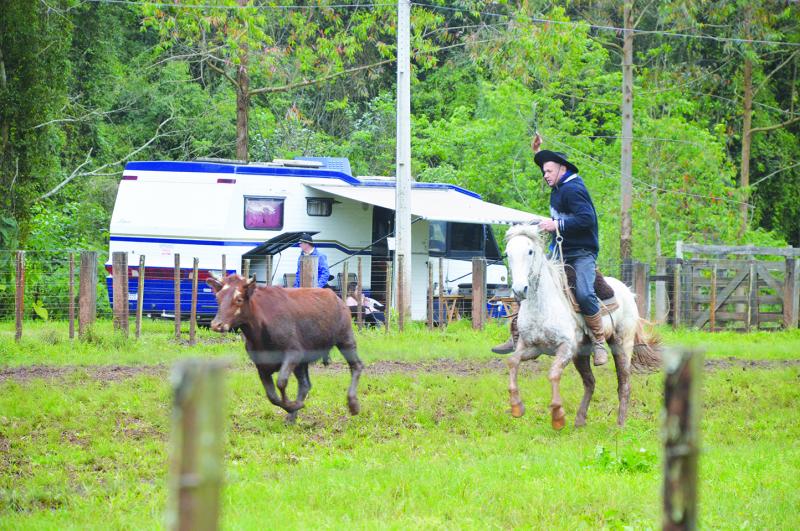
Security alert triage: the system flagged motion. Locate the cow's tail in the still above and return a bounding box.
[631,319,662,373]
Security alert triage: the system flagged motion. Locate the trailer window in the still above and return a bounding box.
[429,221,446,255]
[449,223,483,253]
[244,197,284,230]
[306,197,333,217]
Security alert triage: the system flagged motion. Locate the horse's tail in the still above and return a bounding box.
[631,319,662,373]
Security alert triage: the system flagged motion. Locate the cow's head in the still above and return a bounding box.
[207,274,257,333]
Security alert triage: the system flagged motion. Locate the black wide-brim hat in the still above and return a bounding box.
[299,232,314,244]
[533,150,579,174]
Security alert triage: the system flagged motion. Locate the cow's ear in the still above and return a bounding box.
[207,276,223,293]
[245,275,257,298]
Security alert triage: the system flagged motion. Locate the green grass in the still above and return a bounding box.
[3,319,800,366]
[1,320,800,528]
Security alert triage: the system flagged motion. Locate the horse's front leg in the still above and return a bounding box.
[506,343,540,418]
[548,343,574,430]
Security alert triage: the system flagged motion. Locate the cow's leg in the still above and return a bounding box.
[285,364,312,424]
[336,339,363,415]
[276,354,303,413]
[548,343,573,431]
[573,352,595,427]
[256,365,284,409]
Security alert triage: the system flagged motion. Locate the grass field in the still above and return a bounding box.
[1,320,799,529]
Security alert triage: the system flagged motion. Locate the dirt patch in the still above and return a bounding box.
[1,358,798,384]
[0,364,168,383]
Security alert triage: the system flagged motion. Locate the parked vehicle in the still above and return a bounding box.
[106,157,540,320]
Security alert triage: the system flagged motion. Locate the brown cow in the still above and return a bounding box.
[206,274,363,422]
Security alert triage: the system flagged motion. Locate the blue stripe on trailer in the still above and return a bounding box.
[124,161,360,184]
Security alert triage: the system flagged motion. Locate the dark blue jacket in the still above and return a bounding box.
[549,172,599,258]
[293,247,330,288]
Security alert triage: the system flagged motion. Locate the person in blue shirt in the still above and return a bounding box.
[293,233,330,289]
[492,135,608,366]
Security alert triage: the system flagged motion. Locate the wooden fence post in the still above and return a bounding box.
[78,251,97,339]
[682,262,693,326]
[136,255,145,339]
[112,252,129,336]
[300,255,317,288]
[174,253,181,340]
[15,251,24,342]
[472,257,486,330]
[265,255,272,286]
[384,261,392,334]
[784,257,798,329]
[221,254,226,278]
[672,261,682,328]
[166,360,227,531]
[663,348,701,531]
[397,254,405,332]
[633,261,648,320]
[655,257,668,324]
[427,261,433,329]
[709,263,717,332]
[746,261,757,331]
[356,257,364,331]
[242,258,250,280]
[438,257,445,330]
[69,252,75,340]
[341,261,349,300]
[190,258,199,346]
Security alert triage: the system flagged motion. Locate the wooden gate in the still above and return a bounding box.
[670,243,799,331]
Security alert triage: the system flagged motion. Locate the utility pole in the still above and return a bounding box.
[395,0,412,322]
[620,1,634,271]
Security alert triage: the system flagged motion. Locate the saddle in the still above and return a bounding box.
[562,266,619,316]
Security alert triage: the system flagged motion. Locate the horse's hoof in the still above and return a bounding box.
[551,407,566,430]
[510,402,525,418]
[574,417,586,428]
[285,413,298,425]
[348,398,360,415]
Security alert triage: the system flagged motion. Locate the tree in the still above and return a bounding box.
[140,0,400,161]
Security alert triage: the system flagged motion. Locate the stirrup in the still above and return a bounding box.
[491,337,515,355]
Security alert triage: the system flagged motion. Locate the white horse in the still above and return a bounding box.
[503,224,660,430]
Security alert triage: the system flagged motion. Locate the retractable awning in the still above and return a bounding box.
[308,184,544,225]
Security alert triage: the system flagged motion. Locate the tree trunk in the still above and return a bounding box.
[620,1,634,262]
[235,0,250,162]
[0,46,8,160]
[739,11,753,237]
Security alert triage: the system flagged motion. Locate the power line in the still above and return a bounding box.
[410,2,800,48]
[84,0,394,9]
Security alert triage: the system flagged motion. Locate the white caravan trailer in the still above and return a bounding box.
[106,157,541,320]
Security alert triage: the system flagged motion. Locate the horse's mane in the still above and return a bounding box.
[505,223,573,309]
[505,223,545,245]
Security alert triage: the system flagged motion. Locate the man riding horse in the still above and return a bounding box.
[492,134,609,366]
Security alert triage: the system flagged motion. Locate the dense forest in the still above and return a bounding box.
[1,0,799,268]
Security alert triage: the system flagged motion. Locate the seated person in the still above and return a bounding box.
[345,282,385,326]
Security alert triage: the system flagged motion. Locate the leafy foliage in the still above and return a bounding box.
[0,0,798,258]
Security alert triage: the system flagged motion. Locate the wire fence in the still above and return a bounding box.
[2,249,798,342]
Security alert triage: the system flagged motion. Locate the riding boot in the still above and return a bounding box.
[583,312,608,366]
[491,313,519,355]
